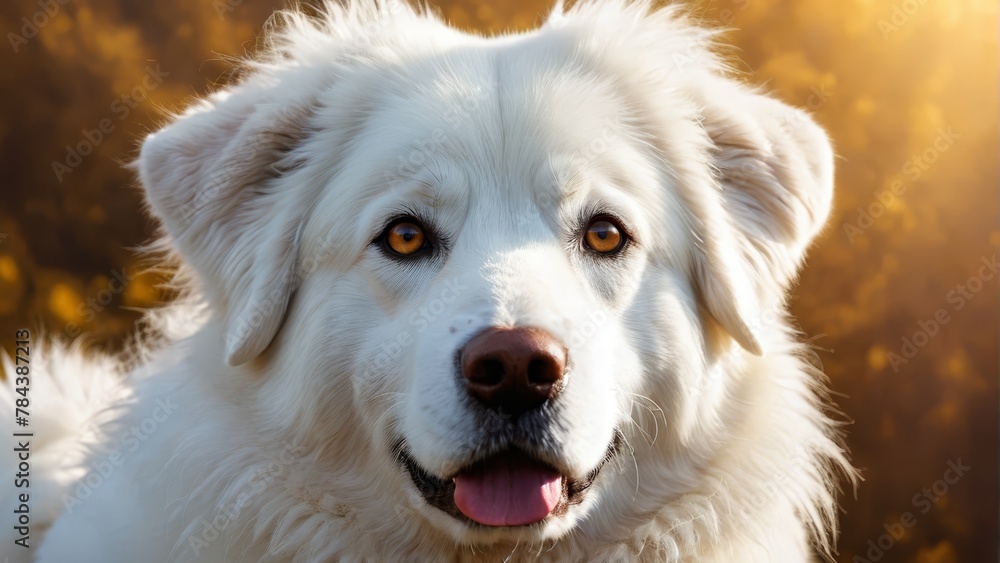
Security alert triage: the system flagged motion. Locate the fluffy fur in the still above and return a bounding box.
[6,1,855,561]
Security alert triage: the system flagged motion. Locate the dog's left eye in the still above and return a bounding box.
[583,217,627,254]
[379,217,431,257]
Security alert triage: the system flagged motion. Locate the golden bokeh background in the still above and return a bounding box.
[0,0,996,560]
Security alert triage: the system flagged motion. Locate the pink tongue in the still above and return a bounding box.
[453,455,562,526]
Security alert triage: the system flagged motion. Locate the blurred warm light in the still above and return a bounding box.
[0,0,995,560]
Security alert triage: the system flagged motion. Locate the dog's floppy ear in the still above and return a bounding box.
[695,80,836,355]
[137,75,320,366]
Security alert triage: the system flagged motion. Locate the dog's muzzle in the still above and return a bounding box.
[396,326,620,528]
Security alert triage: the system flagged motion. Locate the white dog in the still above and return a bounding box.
[6,1,854,561]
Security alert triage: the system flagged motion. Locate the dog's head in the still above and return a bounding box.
[138,0,834,549]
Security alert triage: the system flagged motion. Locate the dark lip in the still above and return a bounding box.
[393,431,623,527]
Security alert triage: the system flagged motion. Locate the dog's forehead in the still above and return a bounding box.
[301,39,680,264]
[376,50,656,210]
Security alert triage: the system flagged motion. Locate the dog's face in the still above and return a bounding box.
[137,2,833,548]
[292,62,697,540]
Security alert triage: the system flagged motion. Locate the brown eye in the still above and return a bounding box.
[584,218,625,254]
[385,220,427,256]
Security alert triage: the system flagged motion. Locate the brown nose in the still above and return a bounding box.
[461,327,566,416]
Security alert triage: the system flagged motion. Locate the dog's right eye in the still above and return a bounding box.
[583,216,627,255]
[379,218,431,257]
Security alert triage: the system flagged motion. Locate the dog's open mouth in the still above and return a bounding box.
[395,435,621,527]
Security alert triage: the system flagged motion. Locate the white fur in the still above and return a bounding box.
[14,1,854,561]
